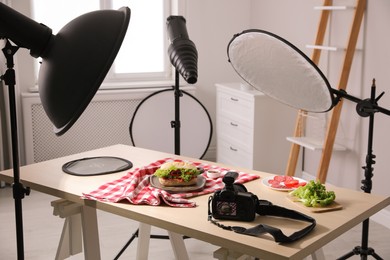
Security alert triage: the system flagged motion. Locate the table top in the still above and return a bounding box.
[1,144,389,260]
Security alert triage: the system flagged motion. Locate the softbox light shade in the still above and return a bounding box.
[39,7,131,135]
[228,29,334,113]
[1,3,130,136]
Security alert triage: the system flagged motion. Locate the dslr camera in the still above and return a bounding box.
[210,171,258,222]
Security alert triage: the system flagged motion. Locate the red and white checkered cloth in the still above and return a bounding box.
[82,158,260,208]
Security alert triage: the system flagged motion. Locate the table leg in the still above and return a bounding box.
[168,231,189,260]
[213,248,254,260]
[136,223,152,260]
[80,205,101,260]
[52,200,101,260]
[55,215,82,259]
[310,248,325,260]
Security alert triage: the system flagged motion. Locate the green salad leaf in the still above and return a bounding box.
[154,165,200,182]
[289,180,335,207]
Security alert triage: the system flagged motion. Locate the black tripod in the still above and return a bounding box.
[334,80,389,260]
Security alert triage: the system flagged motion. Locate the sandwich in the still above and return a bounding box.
[153,161,200,186]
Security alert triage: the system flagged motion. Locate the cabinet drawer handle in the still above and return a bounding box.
[230,122,238,127]
[230,97,239,102]
[230,146,238,152]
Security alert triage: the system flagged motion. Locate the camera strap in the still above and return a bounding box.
[207,197,316,243]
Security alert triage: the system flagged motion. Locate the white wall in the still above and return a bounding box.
[184,0,252,159]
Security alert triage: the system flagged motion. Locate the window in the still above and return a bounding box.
[31,0,175,88]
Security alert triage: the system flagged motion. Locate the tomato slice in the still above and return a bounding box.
[298,181,307,187]
[270,182,284,189]
[268,179,275,184]
[284,179,299,188]
[268,176,307,189]
[268,178,284,188]
[273,175,286,182]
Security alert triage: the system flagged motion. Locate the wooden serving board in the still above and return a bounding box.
[287,195,343,213]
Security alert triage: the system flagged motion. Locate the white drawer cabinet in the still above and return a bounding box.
[216,83,297,174]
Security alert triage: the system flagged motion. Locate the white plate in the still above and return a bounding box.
[262,176,307,191]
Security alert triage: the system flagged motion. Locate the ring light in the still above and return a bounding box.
[130,89,212,159]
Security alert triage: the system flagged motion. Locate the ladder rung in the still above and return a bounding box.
[306,45,339,51]
[307,45,363,52]
[286,137,347,152]
[314,6,354,11]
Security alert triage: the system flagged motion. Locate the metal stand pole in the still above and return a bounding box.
[1,40,31,260]
[337,80,383,260]
[172,69,182,155]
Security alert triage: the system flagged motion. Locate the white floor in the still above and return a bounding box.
[1,186,389,259]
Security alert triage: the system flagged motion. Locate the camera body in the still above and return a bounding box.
[211,171,258,222]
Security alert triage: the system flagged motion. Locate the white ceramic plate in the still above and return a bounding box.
[262,176,307,191]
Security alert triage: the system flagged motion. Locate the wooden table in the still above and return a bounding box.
[1,144,389,260]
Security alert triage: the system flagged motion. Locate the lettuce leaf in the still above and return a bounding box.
[289,180,336,207]
[154,165,200,182]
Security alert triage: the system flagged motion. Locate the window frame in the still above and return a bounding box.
[102,0,173,88]
[27,0,186,90]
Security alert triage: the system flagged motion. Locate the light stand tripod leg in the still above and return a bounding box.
[338,219,382,260]
[113,229,139,260]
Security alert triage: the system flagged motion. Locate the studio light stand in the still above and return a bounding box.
[334,80,389,260]
[167,15,198,155]
[1,3,130,259]
[1,38,31,260]
[114,15,198,259]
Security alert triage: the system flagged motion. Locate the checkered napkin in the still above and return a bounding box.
[82,158,260,208]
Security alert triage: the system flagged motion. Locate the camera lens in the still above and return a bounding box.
[220,202,232,213]
[217,201,237,216]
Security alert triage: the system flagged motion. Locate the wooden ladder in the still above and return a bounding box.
[285,0,366,183]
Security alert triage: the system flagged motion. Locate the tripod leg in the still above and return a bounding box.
[370,250,383,260]
[337,246,384,260]
[336,247,359,260]
[114,228,139,260]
